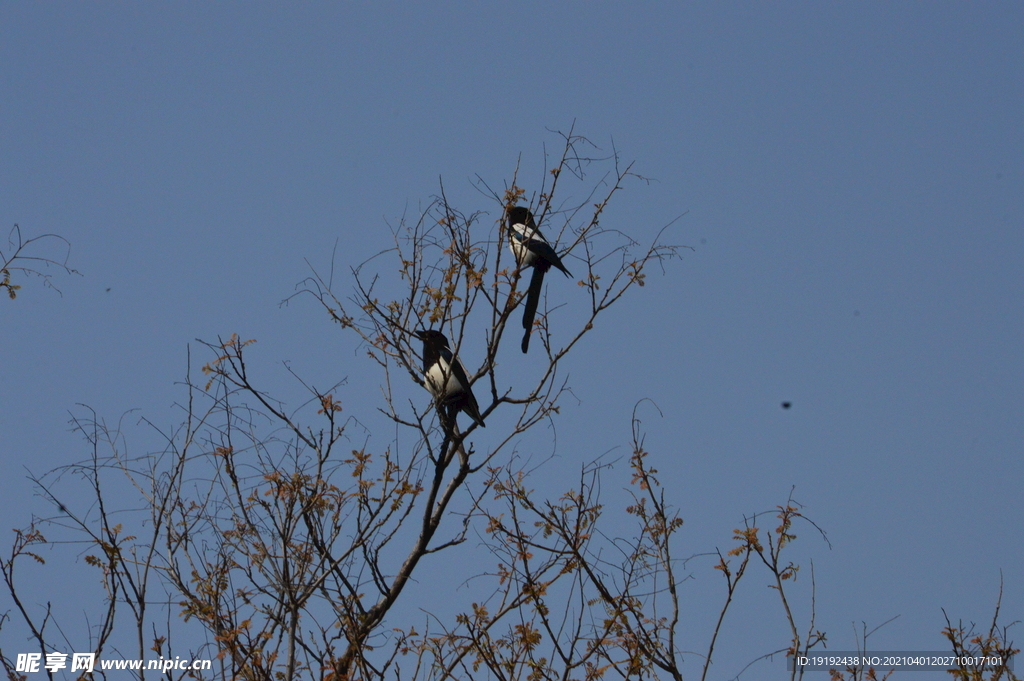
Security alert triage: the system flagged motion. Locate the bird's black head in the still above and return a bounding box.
[506,206,536,229]
[414,329,451,373]
[414,329,450,348]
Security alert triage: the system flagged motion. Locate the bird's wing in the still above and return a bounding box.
[449,349,486,427]
[510,222,571,277]
[448,352,474,397]
[526,239,571,277]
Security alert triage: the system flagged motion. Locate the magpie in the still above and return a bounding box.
[506,206,572,353]
[414,329,486,428]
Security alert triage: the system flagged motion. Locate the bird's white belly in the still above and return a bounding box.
[510,223,544,268]
[425,358,463,399]
[510,239,538,267]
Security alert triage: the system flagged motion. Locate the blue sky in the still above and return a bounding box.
[2,3,1022,677]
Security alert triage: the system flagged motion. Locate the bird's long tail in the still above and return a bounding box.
[521,266,546,353]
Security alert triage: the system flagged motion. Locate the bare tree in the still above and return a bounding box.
[1,224,78,299]
[3,130,1011,681]
[940,580,1019,681]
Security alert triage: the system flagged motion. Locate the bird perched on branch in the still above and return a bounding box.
[414,329,486,429]
[506,206,572,353]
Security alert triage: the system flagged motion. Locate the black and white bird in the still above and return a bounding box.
[414,329,486,429]
[506,206,572,353]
